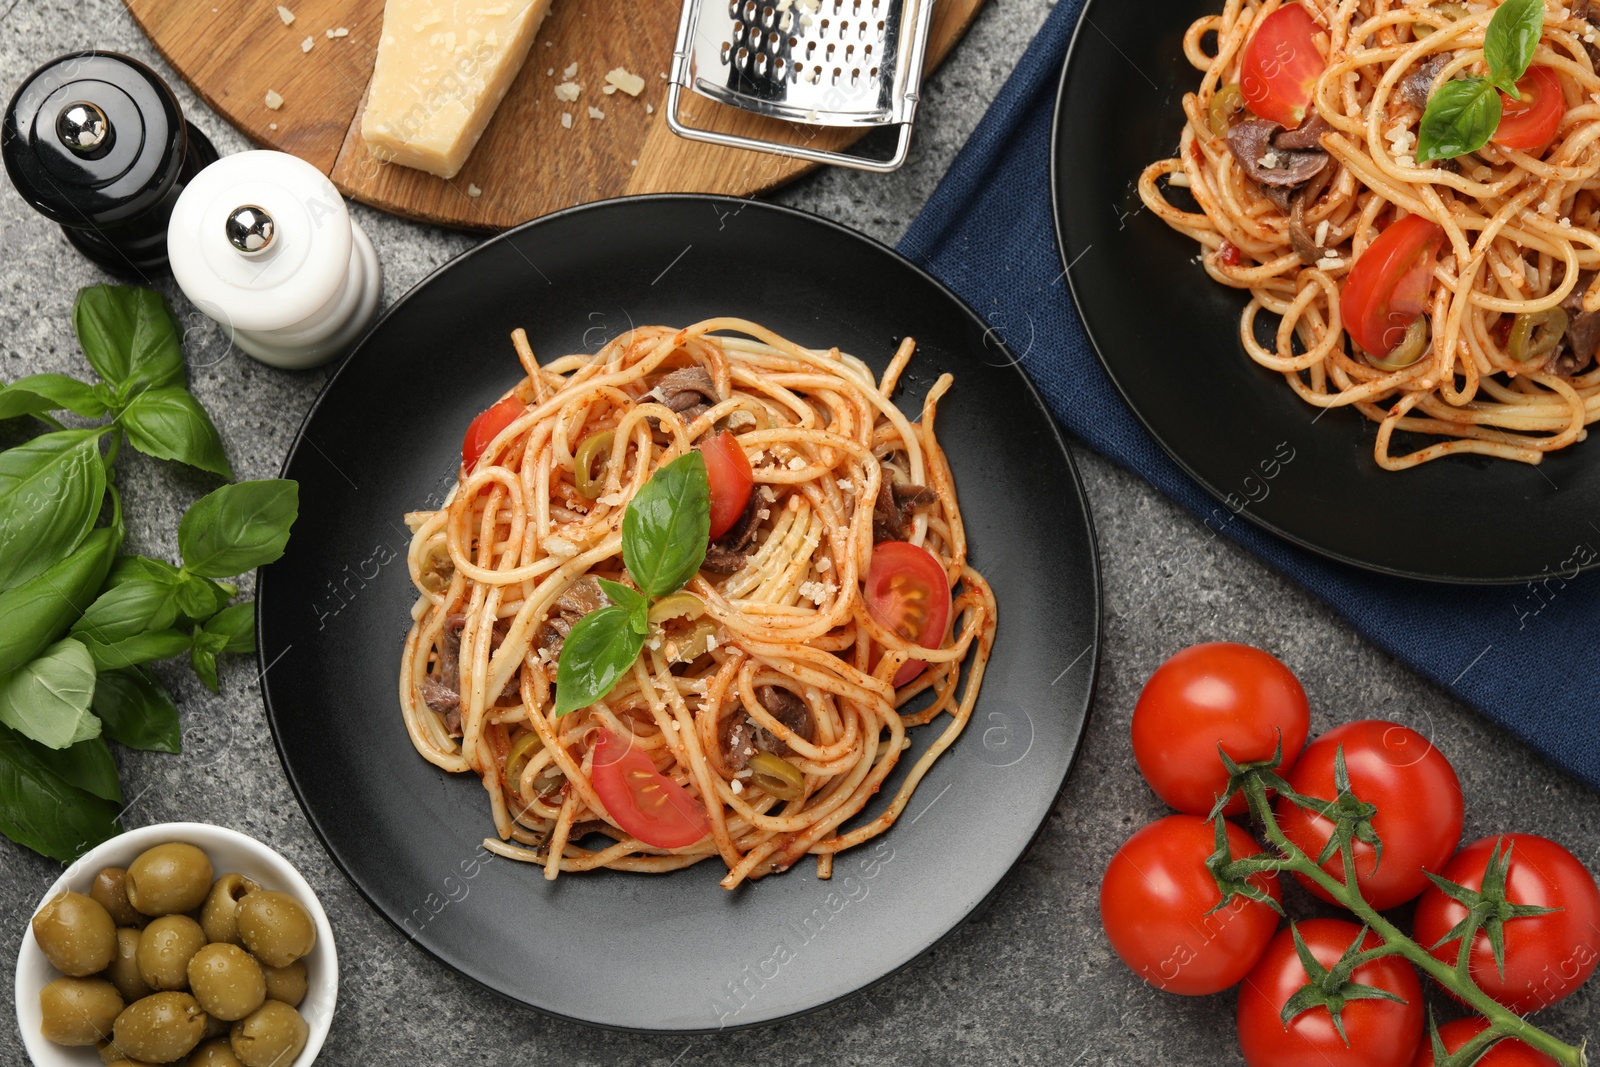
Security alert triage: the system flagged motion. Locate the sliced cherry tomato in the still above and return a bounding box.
[1276,720,1463,911]
[1238,919,1422,1067]
[1100,814,1281,995]
[589,730,711,849]
[863,540,952,687]
[1239,4,1326,129]
[698,430,754,541]
[462,396,526,471]
[1494,66,1565,154]
[1413,834,1600,1014]
[1342,213,1444,357]
[1409,1018,1557,1067]
[1218,240,1242,267]
[1131,643,1310,816]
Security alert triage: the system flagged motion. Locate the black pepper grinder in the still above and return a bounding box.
[2,51,219,276]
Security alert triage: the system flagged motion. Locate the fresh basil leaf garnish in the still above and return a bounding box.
[596,579,650,636]
[0,527,119,676]
[202,602,257,654]
[178,479,300,578]
[0,429,107,594]
[72,578,185,645]
[1484,0,1544,95]
[72,285,186,394]
[622,451,710,599]
[0,721,120,862]
[92,667,181,753]
[0,374,110,421]
[554,605,647,716]
[29,735,121,803]
[0,638,99,750]
[77,630,193,673]
[121,386,233,478]
[1416,77,1503,162]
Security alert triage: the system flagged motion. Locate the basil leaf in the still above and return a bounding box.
[0,374,109,420]
[92,667,180,753]
[0,429,107,593]
[190,637,220,693]
[622,452,710,599]
[554,606,646,716]
[0,526,120,676]
[107,554,184,588]
[0,721,119,862]
[72,578,184,644]
[178,480,300,578]
[77,629,192,672]
[30,735,120,803]
[0,638,99,749]
[121,387,232,478]
[203,602,257,654]
[175,574,232,623]
[1417,77,1503,162]
[72,285,186,393]
[1484,0,1544,94]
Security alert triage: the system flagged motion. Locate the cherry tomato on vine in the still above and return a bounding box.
[1494,66,1565,154]
[1276,720,1463,911]
[697,430,754,540]
[462,396,526,470]
[1413,834,1600,1014]
[1239,4,1326,129]
[1343,214,1445,358]
[1408,1018,1557,1067]
[1131,643,1310,815]
[1099,814,1281,995]
[864,540,952,687]
[1237,919,1422,1067]
[589,730,711,849]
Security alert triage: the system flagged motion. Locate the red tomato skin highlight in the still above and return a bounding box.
[1237,919,1422,1067]
[1131,643,1310,816]
[1277,719,1463,910]
[462,396,526,471]
[698,431,754,541]
[589,731,711,850]
[1239,4,1326,128]
[1099,815,1281,995]
[863,540,952,688]
[1408,1018,1557,1067]
[1342,214,1445,357]
[1494,66,1565,153]
[1413,834,1600,1014]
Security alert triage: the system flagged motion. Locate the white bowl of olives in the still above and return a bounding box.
[14,822,336,1067]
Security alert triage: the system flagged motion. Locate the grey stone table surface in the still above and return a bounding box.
[3,1,1599,1065]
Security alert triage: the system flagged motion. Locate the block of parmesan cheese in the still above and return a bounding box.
[362,0,553,179]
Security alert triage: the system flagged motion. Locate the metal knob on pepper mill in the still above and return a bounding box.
[1,51,219,275]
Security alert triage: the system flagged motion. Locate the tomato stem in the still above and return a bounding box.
[1237,773,1588,1067]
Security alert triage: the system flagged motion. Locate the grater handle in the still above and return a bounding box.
[664,81,915,174]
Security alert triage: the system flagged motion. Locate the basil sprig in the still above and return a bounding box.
[553,452,712,715]
[1416,0,1546,162]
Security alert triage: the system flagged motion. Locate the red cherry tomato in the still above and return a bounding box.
[589,730,711,850]
[1413,834,1600,1014]
[1238,919,1422,1067]
[1342,214,1444,358]
[1408,1018,1557,1067]
[1276,720,1463,911]
[1239,4,1326,129]
[1099,814,1281,995]
[1131,643,1310,816]
[697,431,754,541]
[863,540,952,687]
[462,396,526,471]
[1494,66,1565,154]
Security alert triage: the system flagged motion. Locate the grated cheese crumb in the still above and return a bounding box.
[547,68,554,76]
[467,183,482,198]
[706,633,718,652]
[731,779,744,794]
[605,66,647,97]
[328,26,349,38]
[561,112,573,129]
[301,35,314,52]
[264,89,284,110]
[597,492,626,507]
[786,456,805,470]
[268,122,278,130]
[554,81,581,102]
[645,103,654,114]
[277,4,295,24]
[588,106,605,120]
[817,557,832,572]
[671,720,680,731]
[603,85,617,95]
[1314,220,1330,249]
[544,535,579,558]
[1561,217,1574,228]
[564,61,579,78]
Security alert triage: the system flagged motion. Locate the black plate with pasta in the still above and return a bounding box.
[257,195,1100,1030]
[1053,0,1600,582]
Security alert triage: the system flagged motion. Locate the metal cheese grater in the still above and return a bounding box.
[666,0,936,172]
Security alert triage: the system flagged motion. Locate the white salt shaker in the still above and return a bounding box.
[167,150,381,370]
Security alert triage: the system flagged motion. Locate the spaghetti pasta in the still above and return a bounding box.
[1140,0,1600,469]
[397,320,996,889]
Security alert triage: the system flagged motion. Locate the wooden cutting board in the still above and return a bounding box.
[124,0,985,231]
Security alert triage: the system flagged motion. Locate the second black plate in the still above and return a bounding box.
[1052,0,1600,583]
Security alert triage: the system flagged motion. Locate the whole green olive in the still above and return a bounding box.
[190,1037,247,1066]
[105,927,153,1002]
[200,873,261,946]
[32,891,117,976]
[230,1001,308,1067]
[136,914,207,991]
[235,891,316,968]
[91,868,144,928]
[112,991,208,1063]
[259,960,307,1008]
[188,943,267,1021]
[126,842,214,916]
[104,1062,162,1067]
[39,976,122,1045]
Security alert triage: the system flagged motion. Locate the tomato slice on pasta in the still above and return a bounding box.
[698,430,754,540]
[590,730,711,849]
[1342,214,1444,358]
[1239,4,1325,129]
[864,540,952,687]
[1494,66,1565,154]
[462,396,526,471]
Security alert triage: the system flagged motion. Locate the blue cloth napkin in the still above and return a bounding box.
[898,0,1600,788]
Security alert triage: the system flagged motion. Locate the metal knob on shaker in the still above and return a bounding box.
[166,150,382,371]
[1,51,220,275]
